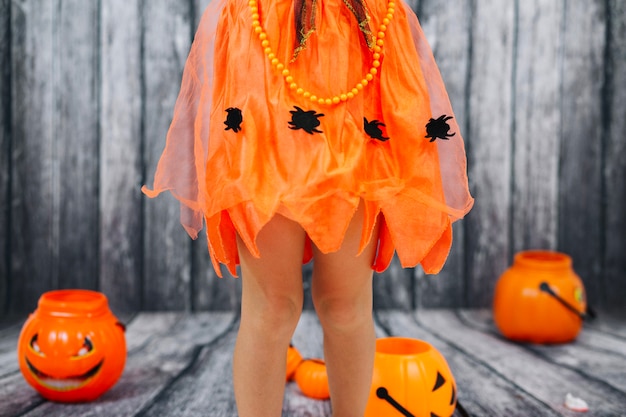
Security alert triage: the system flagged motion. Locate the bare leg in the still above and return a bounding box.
[233,214,306,417]
[311,203,379,417]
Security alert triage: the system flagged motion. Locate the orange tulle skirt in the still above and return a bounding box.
[142,0,474,277]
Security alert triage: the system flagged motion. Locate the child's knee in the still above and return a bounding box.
[244,291,303,333]
[266,293,303,323]
[313,294,372,331]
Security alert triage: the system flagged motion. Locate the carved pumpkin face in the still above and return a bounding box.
[18,290,126,402]
[365,338,457,417]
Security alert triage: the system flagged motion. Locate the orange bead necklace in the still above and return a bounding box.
[248,0,396,106]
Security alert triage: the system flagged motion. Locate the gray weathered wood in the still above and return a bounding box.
[143,0,195,311]
[2,311,626,416]
[576,327,626,356]
[415,310,626,415]
[415,0,472,308]
[3,313,235,417]
[460,310,626,393]
[21,313,235,417]
[0,0,10,315]
[283,311,394,415]
[302,262,315,310]
[373,257,413,310]
[193,0,212,26]
[586,310,626,340]
[134,0,243,312]
[376,311,561,417]
[99,0,143,313]
[10,0,58,312]
[0,371,46,417]
[284,312,397,414]
[0,319,50,415]
[464,0,516,307]
[123,312,181,352]
[604,0,626,309]
[511,0,562,252]
[458,308,626,347]
[56,0,100,290]
[137,312,333,417]
[0,320,23,379]
[464,308,626,346]
[192,257,242,311]
[558,0,607,307]
[2,1,626,312]
[292,307,326,357]
[9,0,99,308]
[518,339,626,395]
[284,312,333,416]
[139,324,239,416]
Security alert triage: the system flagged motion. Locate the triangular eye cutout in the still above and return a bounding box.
[430,413,441,417]
[450,384,456,405]
[432,371,446,391]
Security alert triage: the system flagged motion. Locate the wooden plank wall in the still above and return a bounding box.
[0,0,624,314]
[1,0,11,312]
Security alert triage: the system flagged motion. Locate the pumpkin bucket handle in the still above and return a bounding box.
[375,387,415,417]
[539,282,596,321]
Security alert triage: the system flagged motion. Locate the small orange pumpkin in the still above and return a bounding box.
[286,344,303,382]
[365,337,457,417]
[294,358,330,400]
[493,250,587,343]
[17,290,126,402]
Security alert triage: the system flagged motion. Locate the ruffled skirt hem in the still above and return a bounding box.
[142,0,474,277]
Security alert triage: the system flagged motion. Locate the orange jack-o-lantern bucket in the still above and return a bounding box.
[17,289,126,402]
[493,250,588,344]
[365,337,457,417]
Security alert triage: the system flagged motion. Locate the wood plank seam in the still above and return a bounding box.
[0,0,12,317]
[457,310,626,356]
[134,344,206,417]
[0,368,20,382]
[522,346,626,402]
[587,326,626,342]
[133,314,240,417]
[430,310,626,415]
[124,313,185,356]
[410,312,562,415]
[454,310,626,400]
[10,398,46,416]
[375,311,563,416]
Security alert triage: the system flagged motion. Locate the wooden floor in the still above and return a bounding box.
[1,310,625,417]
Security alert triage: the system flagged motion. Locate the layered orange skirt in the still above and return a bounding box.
[143,0,474,277]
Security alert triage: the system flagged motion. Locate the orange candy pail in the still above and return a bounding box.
[365,337,457,417]
[493,250,587,344]
[17,289,126,402]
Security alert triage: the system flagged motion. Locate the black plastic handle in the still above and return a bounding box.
[376,387,415,417]
[538,282,595,320]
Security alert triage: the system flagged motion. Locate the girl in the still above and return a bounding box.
[143,0,473,415]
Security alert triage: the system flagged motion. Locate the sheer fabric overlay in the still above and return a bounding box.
[142,0,474,277]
